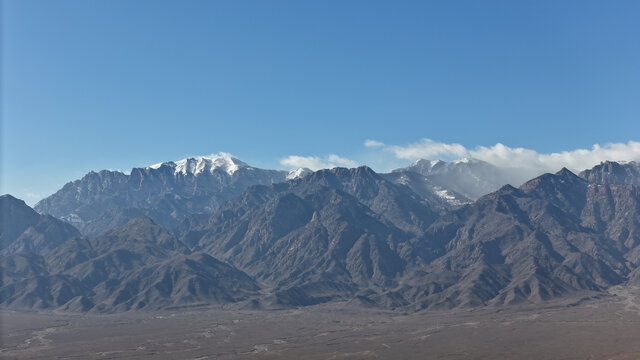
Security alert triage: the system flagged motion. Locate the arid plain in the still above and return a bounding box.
[3,287,640,360]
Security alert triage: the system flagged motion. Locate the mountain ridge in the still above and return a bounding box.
[33,156,295,236]
[4,160,640,312]
[33,155,523,237]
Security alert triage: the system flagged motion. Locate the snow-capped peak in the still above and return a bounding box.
[287,167,312,180]
[453,157,470,164]
[405,159,444,172]
[148,153,249,176]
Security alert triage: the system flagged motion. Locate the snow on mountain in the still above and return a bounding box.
[286,167,313,180]
[391,157,519,201]
[35,153,290,236]
[381,170,473,210]
[148,153,249,176]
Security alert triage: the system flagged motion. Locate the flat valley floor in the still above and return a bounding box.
[3,287,640,360]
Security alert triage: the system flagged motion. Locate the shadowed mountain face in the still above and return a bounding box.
[293,167,441,235]
[180,167,437,306]
[179,164,640,309]
[3,161,640,312]
[390,168,638,310]
[33,155,292,236]
[1,216,259,311]
[1,195,81,255]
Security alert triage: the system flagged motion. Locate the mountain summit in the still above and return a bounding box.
[34,154,291,236]
[579,160,640,185]
[147,153,249,176]
[382,157,525,208]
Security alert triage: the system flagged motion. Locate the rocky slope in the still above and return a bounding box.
[1,216,259,311]
[179,166,438,306]
[386,167,639,310]
[1,195,81,255]
[579,160,640,185]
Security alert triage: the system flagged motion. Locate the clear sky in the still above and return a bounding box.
[2,0,640,204]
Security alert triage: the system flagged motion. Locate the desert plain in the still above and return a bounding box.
[3,286,640,359]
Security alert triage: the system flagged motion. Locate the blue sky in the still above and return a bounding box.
[2,0,640,204]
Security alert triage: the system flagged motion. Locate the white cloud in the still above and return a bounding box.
[381,139,470,160]
[367,138,640,182]
[280,154,358,171]
[364,139,385,148]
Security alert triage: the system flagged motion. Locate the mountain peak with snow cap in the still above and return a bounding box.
[286,167,313,180]
[148,153,250,176]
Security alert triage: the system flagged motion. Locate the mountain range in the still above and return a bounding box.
[32,155,509,238]
[3,156,640,312]
[34,153,302,237]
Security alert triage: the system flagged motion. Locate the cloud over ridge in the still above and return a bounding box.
[280,154,358,171]
[366,138,640,182]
